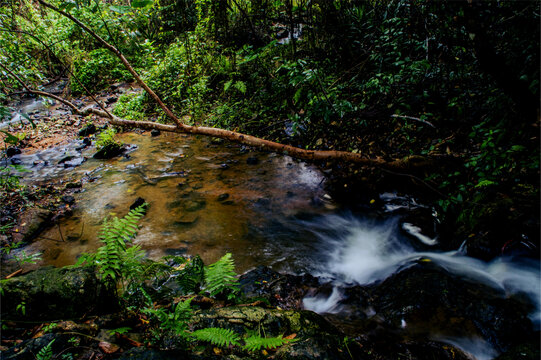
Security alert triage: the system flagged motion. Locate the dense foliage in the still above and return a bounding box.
[1,0,539,252]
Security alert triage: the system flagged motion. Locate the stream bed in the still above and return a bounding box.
[9,123,541,359]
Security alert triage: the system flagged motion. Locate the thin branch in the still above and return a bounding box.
[0,28,113,118]
[38,0,184,128]
[391,114,436,129]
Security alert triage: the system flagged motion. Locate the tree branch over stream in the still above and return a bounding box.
[20,0,452,172]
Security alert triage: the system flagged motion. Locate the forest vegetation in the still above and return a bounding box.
[0,0,539,359]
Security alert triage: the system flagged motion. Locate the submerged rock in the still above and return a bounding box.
[0,266,116,320]
[246,156,259,165]
[12,208,53,243]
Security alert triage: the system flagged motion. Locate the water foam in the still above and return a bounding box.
[306,213,541,327]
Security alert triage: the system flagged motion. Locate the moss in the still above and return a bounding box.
[1,266,116,320]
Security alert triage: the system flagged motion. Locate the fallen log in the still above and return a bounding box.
[1,62,439,172]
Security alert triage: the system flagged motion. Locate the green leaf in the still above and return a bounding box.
[243,335,289,352]
[475,179,498,188]
[224,80,233,93]
[233,81,246,94]
[59,1,77,12]
[510,145,525,152]
[109,5,131,13]
[204,253,239,298]
[192,328,241,347]
[131,0,154,8]
[19,113,36,129]
[0,130,21,145]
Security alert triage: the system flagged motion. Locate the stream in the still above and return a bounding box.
[6,100,541,359]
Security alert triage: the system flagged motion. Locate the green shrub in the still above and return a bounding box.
[71,49,133,95]
[113,93,147,121]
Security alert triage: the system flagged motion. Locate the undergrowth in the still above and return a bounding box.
[73,203,296,355]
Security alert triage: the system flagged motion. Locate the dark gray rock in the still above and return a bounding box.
[130,197,146,210]
[93,143,124,159]
[61,195,75,205]
[246,156,259,165]
[64,182,81,189]
[6,147,21,157]
[0,266,116,320]
[151,129,161,137]
[63,157,86,168]
[105,96,118,104]
[78,123,96,137]
[367,262,535,353]
[217,193,229,202]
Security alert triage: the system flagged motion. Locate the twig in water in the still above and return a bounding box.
[57,223,65,242]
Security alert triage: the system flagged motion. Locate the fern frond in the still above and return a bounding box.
[173,297,193,324]
[192,328,241,347]
[93,204,147,282]
[174,256,205,294]
[36,339,55,360]
[243,335,288,352]
[204,253,239,298]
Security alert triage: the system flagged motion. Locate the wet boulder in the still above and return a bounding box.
[0,266,117,320]
[367,262,535,353]
[240,266,320,309]
[129,197,146,210]
[93,143,124,159]
[78,123,97,137]
[6,146,22,157]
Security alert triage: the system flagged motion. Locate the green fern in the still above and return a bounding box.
[243,335,289,352]
[36,339,55,360]
[204,253,239,299]
[143,297,193,337]
[191,327,241,347]
[77,204,147,284]
[173,256,205,295]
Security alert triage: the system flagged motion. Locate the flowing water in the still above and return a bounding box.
[9,102,540,359]
[19,132,334,273]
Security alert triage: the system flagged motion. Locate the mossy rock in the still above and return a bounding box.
[0,266,116,320]
[191,306,350,359]
[93,142,124,159]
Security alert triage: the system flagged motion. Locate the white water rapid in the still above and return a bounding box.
[302,213,540,359]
